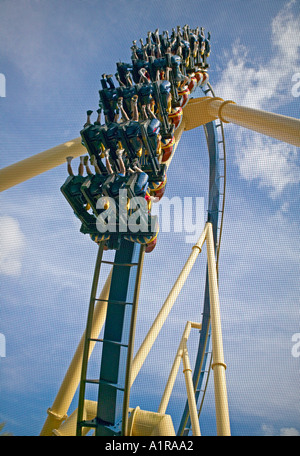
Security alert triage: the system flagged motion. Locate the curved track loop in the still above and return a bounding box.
[119,80,227,437]
[76,78,226,436]
[178,81,226,436]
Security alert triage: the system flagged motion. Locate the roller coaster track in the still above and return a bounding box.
[34,54,299,435]
[76,240,145,436]
[74,77,227,436]
[1,21,298,437]
[178,81,226,435]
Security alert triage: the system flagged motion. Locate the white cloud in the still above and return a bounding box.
[261,424,274,436]
[214,1,300,197]
[0,190,97,291]
[235,129,300,198]
[280,427,300,436]
[0,216,26,276]
[215,1,300,109]
[262,424,300,436]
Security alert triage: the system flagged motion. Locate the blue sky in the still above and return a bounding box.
[0,0,299,436]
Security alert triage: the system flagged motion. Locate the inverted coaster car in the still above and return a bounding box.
[90,213,159,254]
[60,175,97,235]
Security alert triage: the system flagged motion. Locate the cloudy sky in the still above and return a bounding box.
[0,0,299,436]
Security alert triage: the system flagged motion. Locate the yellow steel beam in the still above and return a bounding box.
[183,96,300,147]
[0,137,85,193]
[127,406,176,436]
[182,338,201,437]
[206,222,230,436]
[40,269,112,436]
[0,118,184,193]
[0,94,299,193]
[130,225,208,386]
[158,321,202,436]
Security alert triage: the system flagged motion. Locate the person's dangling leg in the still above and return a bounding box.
[66,156,74,176]
[78,156,85,176]
[84,156,93,175]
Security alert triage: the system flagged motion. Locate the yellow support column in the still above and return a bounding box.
[1,93,299,193]
[40,270,112,436]
[158,321,193,415]
[130,225,208,386]
[183,96,300,147]
[206,222,230,436]
[208,98,300,147]
[181,338,201,436]
[0,114,185,194]
[0,137,85,192]
[158,321,202,437]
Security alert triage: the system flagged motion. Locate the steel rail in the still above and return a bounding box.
[178,80,226,435]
